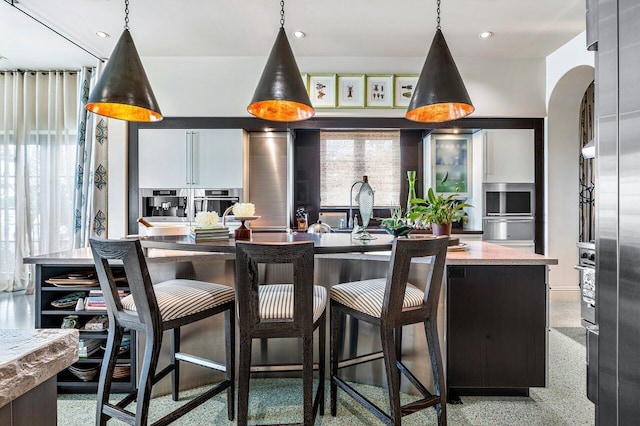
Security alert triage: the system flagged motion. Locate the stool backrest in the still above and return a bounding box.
[382,236,449,321]
[89,237,161,331]
[235,241,315,336]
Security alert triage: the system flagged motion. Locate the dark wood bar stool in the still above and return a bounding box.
[89,238,235,426]
[329,236,449,426]
[235,241,326,426]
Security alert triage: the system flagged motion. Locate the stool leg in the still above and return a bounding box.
[425,318,447,426]
[303,334,314,426]
[237,333,252,426]
[381,327,402,426]
[225,306,236,421]
[330,303,342,416]
[136,328,163,426]
[348,316,359,359]
[394,326,403,363]
[170,327,180,401]
[318,312,326,416]
[96,325,123,426]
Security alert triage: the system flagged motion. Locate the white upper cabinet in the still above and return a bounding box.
[138,129,244,189]
[483,129,535,183]
[190,129,243,189]
[139,129,188,188]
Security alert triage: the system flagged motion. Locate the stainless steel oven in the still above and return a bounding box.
[482,183,535,250]
[192,189,240,218]
[575,241,596,327]
[483,183,535,216]
[140,188,240,225]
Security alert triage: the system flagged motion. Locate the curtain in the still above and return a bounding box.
[0,71,78,292]
[72,64,109,249]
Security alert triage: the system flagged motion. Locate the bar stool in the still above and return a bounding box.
[329,236,449,426]
[235,241,326,426]
[89,237,235,426]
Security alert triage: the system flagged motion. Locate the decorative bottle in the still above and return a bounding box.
[356,176,375,240]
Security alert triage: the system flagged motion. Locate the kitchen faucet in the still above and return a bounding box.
[349,179,364,229]
[222,205,235,228]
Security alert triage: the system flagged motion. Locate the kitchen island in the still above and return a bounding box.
[25,237,556,399]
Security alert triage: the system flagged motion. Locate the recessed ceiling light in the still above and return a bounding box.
[479,31,494,39]
[96,31,110,38]
[453,129,460,134]
[293,31,306,38]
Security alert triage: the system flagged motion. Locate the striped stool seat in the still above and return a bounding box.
[330,278,424,318]
[259,284,327,323]
[121,279,235,322]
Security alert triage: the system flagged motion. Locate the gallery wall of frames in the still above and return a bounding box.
[301,73,418,109]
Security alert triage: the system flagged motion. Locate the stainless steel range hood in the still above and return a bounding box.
[582,139,595,159]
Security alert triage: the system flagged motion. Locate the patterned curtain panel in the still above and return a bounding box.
[0,71,78,292]
[72,64,109,249]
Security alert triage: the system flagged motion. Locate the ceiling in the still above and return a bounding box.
[0,0,586,70]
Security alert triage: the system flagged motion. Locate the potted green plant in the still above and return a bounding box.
[380,206,413,237]
[408,186,472,236]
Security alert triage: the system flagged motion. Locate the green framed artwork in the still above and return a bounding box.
[394,75,419,108]
[337,74,365,108]
[430,134,472,197]
[366,74,393,108]
[308,74,337,108]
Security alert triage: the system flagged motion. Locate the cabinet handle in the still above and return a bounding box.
[483,131,489,178]
[185,131,191,185]
[191,131,197,185]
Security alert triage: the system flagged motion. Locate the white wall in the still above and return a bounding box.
[545,31,595,300]
[107,54,547,238]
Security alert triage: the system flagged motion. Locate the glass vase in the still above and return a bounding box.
[406,170,417,213]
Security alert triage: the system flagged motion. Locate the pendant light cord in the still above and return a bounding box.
[436,0,441,30]
[280,0,285,28]
[2,0,103,62]
[124,0,130,30]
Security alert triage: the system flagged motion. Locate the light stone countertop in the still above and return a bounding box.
[24,241,557,266]
[0,329,78,407]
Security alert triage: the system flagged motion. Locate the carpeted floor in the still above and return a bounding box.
[58,327,594,425]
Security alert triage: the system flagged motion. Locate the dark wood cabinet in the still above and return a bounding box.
[446,265,547,394]
[35,264,136,393]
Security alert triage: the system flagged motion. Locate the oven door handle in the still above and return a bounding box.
[574,265,593,271]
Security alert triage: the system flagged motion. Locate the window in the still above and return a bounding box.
[320,130,400,207]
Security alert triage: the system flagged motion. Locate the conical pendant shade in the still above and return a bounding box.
[247,28,314,122]
[406,29,474,123]
[87,29,163,122]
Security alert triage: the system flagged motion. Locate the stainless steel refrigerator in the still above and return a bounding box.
[244,131,293,231]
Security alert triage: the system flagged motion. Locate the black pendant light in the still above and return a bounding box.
[86,0,162,122]
[406,0,474,123]
[247,1,314,122]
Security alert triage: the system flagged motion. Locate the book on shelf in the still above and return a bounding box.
[78,338,102,357]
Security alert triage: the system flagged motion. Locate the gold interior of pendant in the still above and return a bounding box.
[247,100,315,122]
[86,102,163,122]
[405,102,475,123]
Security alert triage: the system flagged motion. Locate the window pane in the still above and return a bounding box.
[320,130,400,207]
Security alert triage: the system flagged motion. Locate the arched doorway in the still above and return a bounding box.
[546,65,595,300]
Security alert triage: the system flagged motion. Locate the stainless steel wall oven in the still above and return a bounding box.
[139,188,241,225]
[482,183,535,250]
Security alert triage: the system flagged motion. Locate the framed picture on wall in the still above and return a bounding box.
[337,74,365,108]
[394,75,419,107]
[366,74,393,108]
[430,135,472,197]
[308,74,337,108]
